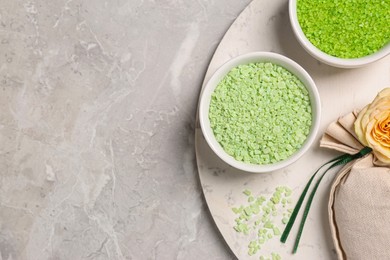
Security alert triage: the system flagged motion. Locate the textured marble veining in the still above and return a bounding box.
[0,0,252,259]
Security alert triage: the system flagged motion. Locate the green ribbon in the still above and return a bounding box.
[280,146,372,253]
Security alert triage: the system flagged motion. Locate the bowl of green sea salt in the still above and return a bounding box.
[289,0,390,68]
[199,52,321,173]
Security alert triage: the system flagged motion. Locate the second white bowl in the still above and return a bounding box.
[199,52,321,173]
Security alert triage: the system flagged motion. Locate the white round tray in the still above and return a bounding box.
[195,0,390,259]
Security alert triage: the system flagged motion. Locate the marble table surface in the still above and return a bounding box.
[1,0,390,260]
[0,0,252,259]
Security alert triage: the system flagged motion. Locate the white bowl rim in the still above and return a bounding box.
[199,51,321,173]
[289,0,390,68]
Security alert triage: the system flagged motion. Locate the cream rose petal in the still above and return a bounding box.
[355,88,390,165]
[377,88,390,98]
[373,150,390,164]
[354,105,369,146]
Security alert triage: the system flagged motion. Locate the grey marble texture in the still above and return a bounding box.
[195,0,389,259]
[0,0,253,259]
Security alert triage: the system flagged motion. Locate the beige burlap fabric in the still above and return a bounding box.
[320,112,390,260]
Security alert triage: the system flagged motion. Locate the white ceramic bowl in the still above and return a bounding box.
[199,52,321,173]
[289,0,390,68]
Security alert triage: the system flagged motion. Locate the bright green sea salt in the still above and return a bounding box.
[297,0,390,58]
[209,62,312,165]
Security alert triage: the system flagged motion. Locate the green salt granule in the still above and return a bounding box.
[209,62,312,165]
[243,189,252,196]
[232,207,241,214]
[271,196,280,204]
[272,253,282,260]
[252,206,260,215]
[264,221,273,229]
[256,196,266,204]
[244,206,253,216]
[297,0,390,58]
[273,226,281,236]
[249,240,258,249]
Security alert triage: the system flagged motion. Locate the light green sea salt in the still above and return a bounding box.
[273,226,281,236]
[231,186,294,258]
[243,189,252,196]
[209,62,312,165]
[272,252,282,260]
[260,253,281,260]
[297,0,390,58]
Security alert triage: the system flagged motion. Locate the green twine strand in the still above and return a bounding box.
[280,146,372,253]
[280,153,349,243]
